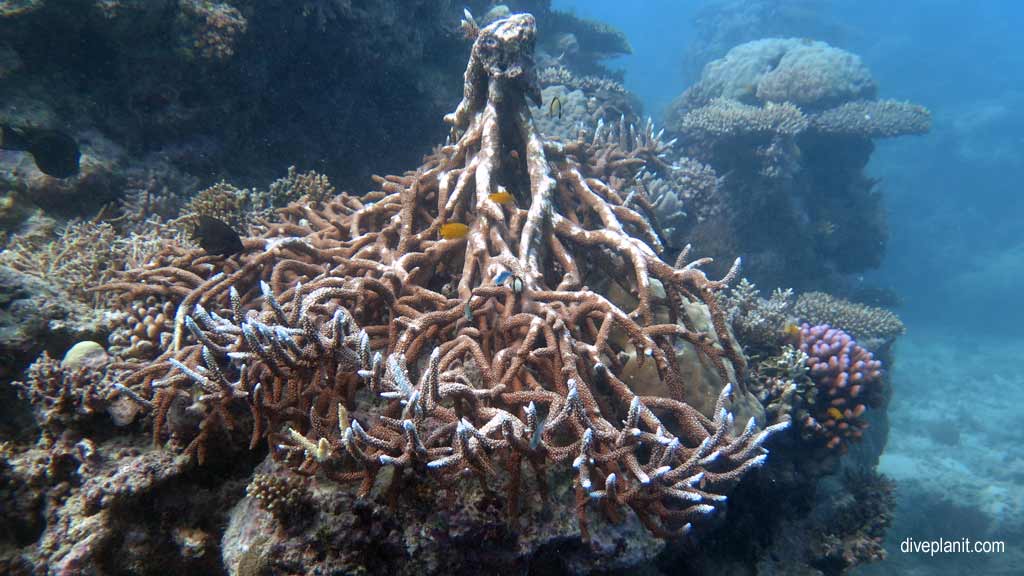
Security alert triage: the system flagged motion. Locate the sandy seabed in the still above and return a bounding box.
[858,329,1023,576]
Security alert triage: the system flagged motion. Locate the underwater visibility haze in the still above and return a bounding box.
[0,1,1019,575]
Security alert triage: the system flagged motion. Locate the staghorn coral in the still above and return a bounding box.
[794,291,905,350]
[102,12,785,541]
[797,323,883,452]
[0,215,184,321]
[810,99,932,138]
[179,169,328,235]
[0,218,120,308]
[117,163,202,226]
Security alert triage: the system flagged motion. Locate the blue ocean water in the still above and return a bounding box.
[553,0,1023,573]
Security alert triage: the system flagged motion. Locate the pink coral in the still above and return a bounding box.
[798,323,883,451]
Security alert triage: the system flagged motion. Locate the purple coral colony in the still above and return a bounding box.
[0,2,924,575]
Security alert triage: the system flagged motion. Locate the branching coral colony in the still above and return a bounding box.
[102,13,787,539]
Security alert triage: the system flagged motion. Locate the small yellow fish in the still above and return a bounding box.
[488,191,515,205]
[549,96,562,119]
[782,323,802,345]
[440,222,470,239]
[827,407,845,420]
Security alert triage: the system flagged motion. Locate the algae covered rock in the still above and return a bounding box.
[222,457,663,576]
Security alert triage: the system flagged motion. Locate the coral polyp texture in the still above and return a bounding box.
[797,323,884,452]
[101,11,785,546]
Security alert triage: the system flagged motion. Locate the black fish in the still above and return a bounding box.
[193,215,244,256]
[549,96,562,120]
[0,124,81,178]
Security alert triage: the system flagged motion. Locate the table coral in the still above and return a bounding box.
[794,291,905,350]
[103,12,786,541]
[810,99,932,138]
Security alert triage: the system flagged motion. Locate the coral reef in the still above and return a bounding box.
[794,291,905,351]
[1,340,257,574]
[0,260,112,397]
[797,324,884,452]
[245,471,310,526]
[537,65,629,96]
[106,295,178,360]
[638,156,722,250]
[533,66,642,142]
[679,38,875,112]
[749,345,806,426]
[719,278,796,354]
[178,0,248,61]
[0,216,179,310]
[529,85,591,141]
[817,468,895,569]
[11,350,134,436]
[811,99,932,138]
[100,13,783,555]
[0,218,119,307]
[663,38,931,290]
[0,6,905,574]
[0,0,469,202]
[679,97,810,137]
